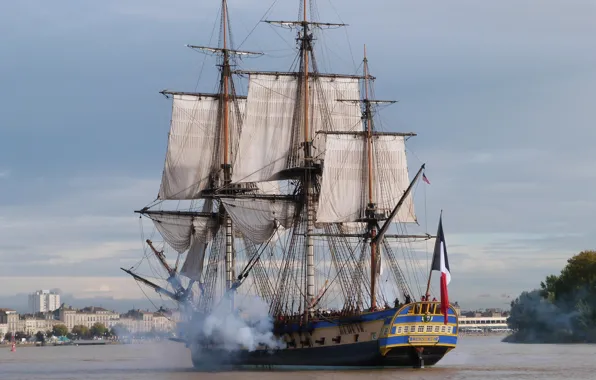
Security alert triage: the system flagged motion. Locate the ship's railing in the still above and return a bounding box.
[408,301,447,316]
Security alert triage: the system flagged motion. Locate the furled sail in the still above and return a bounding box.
[231,74,362,183]
[316,134,416,223]
[149,212,219,253]
[158,94,245,200]
[221,198,299,243]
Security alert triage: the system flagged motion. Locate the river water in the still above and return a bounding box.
[0,336,593,380]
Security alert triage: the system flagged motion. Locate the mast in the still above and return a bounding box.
[302,0,315,321]
[128,1,265,312]
[221,0,234,299]
[363,45,378,311]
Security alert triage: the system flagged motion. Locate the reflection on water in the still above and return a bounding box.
[0,336,594,380]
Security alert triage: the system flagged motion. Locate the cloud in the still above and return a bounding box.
[0,277,146,300]
[0,175,159,282]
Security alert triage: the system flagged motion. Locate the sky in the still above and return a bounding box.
[1,0,595,312]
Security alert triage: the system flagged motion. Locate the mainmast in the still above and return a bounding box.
[301,0,315,321]
[363,46,379,311]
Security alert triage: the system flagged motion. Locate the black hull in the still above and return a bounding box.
[190,341,450,369]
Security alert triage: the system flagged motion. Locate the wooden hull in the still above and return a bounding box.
[188,303,458,369]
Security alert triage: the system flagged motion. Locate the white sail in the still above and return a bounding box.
[180,202,220,281]
[256,181,281,195]
[150,212,219,253]
[180,234,210,282]
[316,134,416,223]
[231,74,362,183]
[158,94,245,200]
[309,77,363,162]
[221,198,298,243]
[373,136,416,220]
[338,222,367,235]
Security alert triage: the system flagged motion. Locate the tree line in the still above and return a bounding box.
[506,250,596,343]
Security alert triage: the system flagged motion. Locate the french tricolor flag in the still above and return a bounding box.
[430,215,451,324]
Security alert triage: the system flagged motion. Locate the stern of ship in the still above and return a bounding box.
[378,301,458,367]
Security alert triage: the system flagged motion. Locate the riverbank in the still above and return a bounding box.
[502,330,595,344]
[0,340,121,348]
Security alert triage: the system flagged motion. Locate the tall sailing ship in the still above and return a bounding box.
[124,0,459,369]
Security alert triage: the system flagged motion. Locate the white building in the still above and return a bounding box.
[57,306,120,330]
[29,290,61,313]
[458,316,510,332]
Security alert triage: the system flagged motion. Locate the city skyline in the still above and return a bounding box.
[1,0,595,310]
[0,292,159,315]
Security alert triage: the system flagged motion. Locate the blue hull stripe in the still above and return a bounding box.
[379,335,458,346]
[394,316,458,324]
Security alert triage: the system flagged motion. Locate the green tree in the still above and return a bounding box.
[507,250,596,343]
[71,325,89,339]
[90,322,108,338]
[52,324,69,337]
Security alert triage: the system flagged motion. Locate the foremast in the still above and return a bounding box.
[221,0,234,302]
[127,0,261,309]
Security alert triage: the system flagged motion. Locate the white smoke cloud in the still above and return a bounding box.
[182,293,283,362]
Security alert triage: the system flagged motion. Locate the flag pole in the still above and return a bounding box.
[425,210,443,298]
[424,272,432,300]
